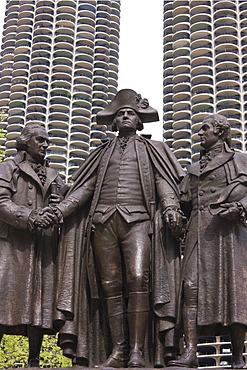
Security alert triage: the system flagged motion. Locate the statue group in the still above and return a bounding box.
[0,89,247,369]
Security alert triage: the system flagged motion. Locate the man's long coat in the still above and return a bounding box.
[55,136,184,366]
[0,151,64,334]
[180,145,247,331]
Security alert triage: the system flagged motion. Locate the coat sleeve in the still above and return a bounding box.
[0,185,32,230]
[154,169,180,211]
[56,172,97,218]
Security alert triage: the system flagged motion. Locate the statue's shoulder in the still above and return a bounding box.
[232,150,247,164]
[141,136,170,151]
[0,159,16,182]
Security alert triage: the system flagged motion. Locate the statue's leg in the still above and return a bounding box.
[168,247,199,368]
[101,296,129,367]
[168,304,199,368]
[127,293,149,368]
[92,216,128,367]
[122,220,151,368]
[230,324,247,369]
[27,326,44,367]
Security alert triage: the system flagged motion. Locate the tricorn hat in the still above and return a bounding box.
[96,89,159,125]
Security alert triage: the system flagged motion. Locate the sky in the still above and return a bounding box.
[0,0,163,140]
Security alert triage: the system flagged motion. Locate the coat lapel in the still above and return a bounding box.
[17,161,57,198]
[200,151,234,176]
[188,151,234,177]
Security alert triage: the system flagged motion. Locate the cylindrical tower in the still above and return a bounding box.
[163,0,246,167]
[0,0,121,181]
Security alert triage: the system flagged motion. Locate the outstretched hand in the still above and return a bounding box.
[218,202,241,220]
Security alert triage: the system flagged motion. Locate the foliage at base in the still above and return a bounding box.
[0,334,72,368]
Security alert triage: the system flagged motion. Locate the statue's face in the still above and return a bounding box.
[114,108,139,132]
[198,117,219,150]
[26,127,50,163]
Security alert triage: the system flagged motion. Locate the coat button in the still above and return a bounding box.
[16,212,21,218]
[28,200,33,206]
[209,175,215,181]
[199,190,204,196]
[199,205,204,211]
[28,184,33,189]
[211,188,216,193]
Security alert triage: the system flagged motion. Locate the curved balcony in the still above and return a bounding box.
[172,91,190,104]
[216,90,240,102]
[173,64,190,78]
[76,30,94,43]
[190,2,211,14]
[191,75,214,89]
[192,103,214,117]
[216,71,240,84]
[7,122,23,137]
[34,11,53,23]
[191,21,212,35]
[191,39,212,53]
[214,5,237,18]
[191,13,212,28]
[49,105,69,115]
[172,114,191,130]
[54,32,73,44]
[217,109,241,122]
[191,94,214,106]
[26,112,46,124]
[70,125,90,139]
[191,64,213,78]
[48,121,69,131]
[191,47,213,61]
[173,147,191,161]
[191,111,213,128]
[173,100,191,114]
[52,57,73,69]
[172,138,192,152]
[27,97,47,108]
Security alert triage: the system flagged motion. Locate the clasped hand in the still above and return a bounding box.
[164,209,186,240]
[34,207,59,229]
[34,193,62,229]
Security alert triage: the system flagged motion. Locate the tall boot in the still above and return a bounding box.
[27,326,44,368]
[230,324,247,369]
[102,296,129,368]
[168,306,198,368]
[127,292,149,368]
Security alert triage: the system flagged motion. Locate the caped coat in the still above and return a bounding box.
[0,151,64,334]
[55,136,184,366]
[180,144,247,330]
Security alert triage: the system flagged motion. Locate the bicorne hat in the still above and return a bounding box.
[96,89,159,125]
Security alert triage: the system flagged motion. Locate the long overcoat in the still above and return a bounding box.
[55,136,184,366]
[0,151,64,334]
[180,145,247,330]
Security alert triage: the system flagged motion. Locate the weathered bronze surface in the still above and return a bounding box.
[0,125,66,367]
[45,89,185,367]
[168,114,247,369]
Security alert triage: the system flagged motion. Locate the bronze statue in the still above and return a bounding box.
[0,125,66,367]
[169,114,247,369]
[44,89,185,367]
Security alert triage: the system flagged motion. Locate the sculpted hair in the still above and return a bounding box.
[112,111,144,132]
[206,114,231,147]
[16,124,45,151]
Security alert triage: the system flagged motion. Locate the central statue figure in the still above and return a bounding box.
[51,89,185,367]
